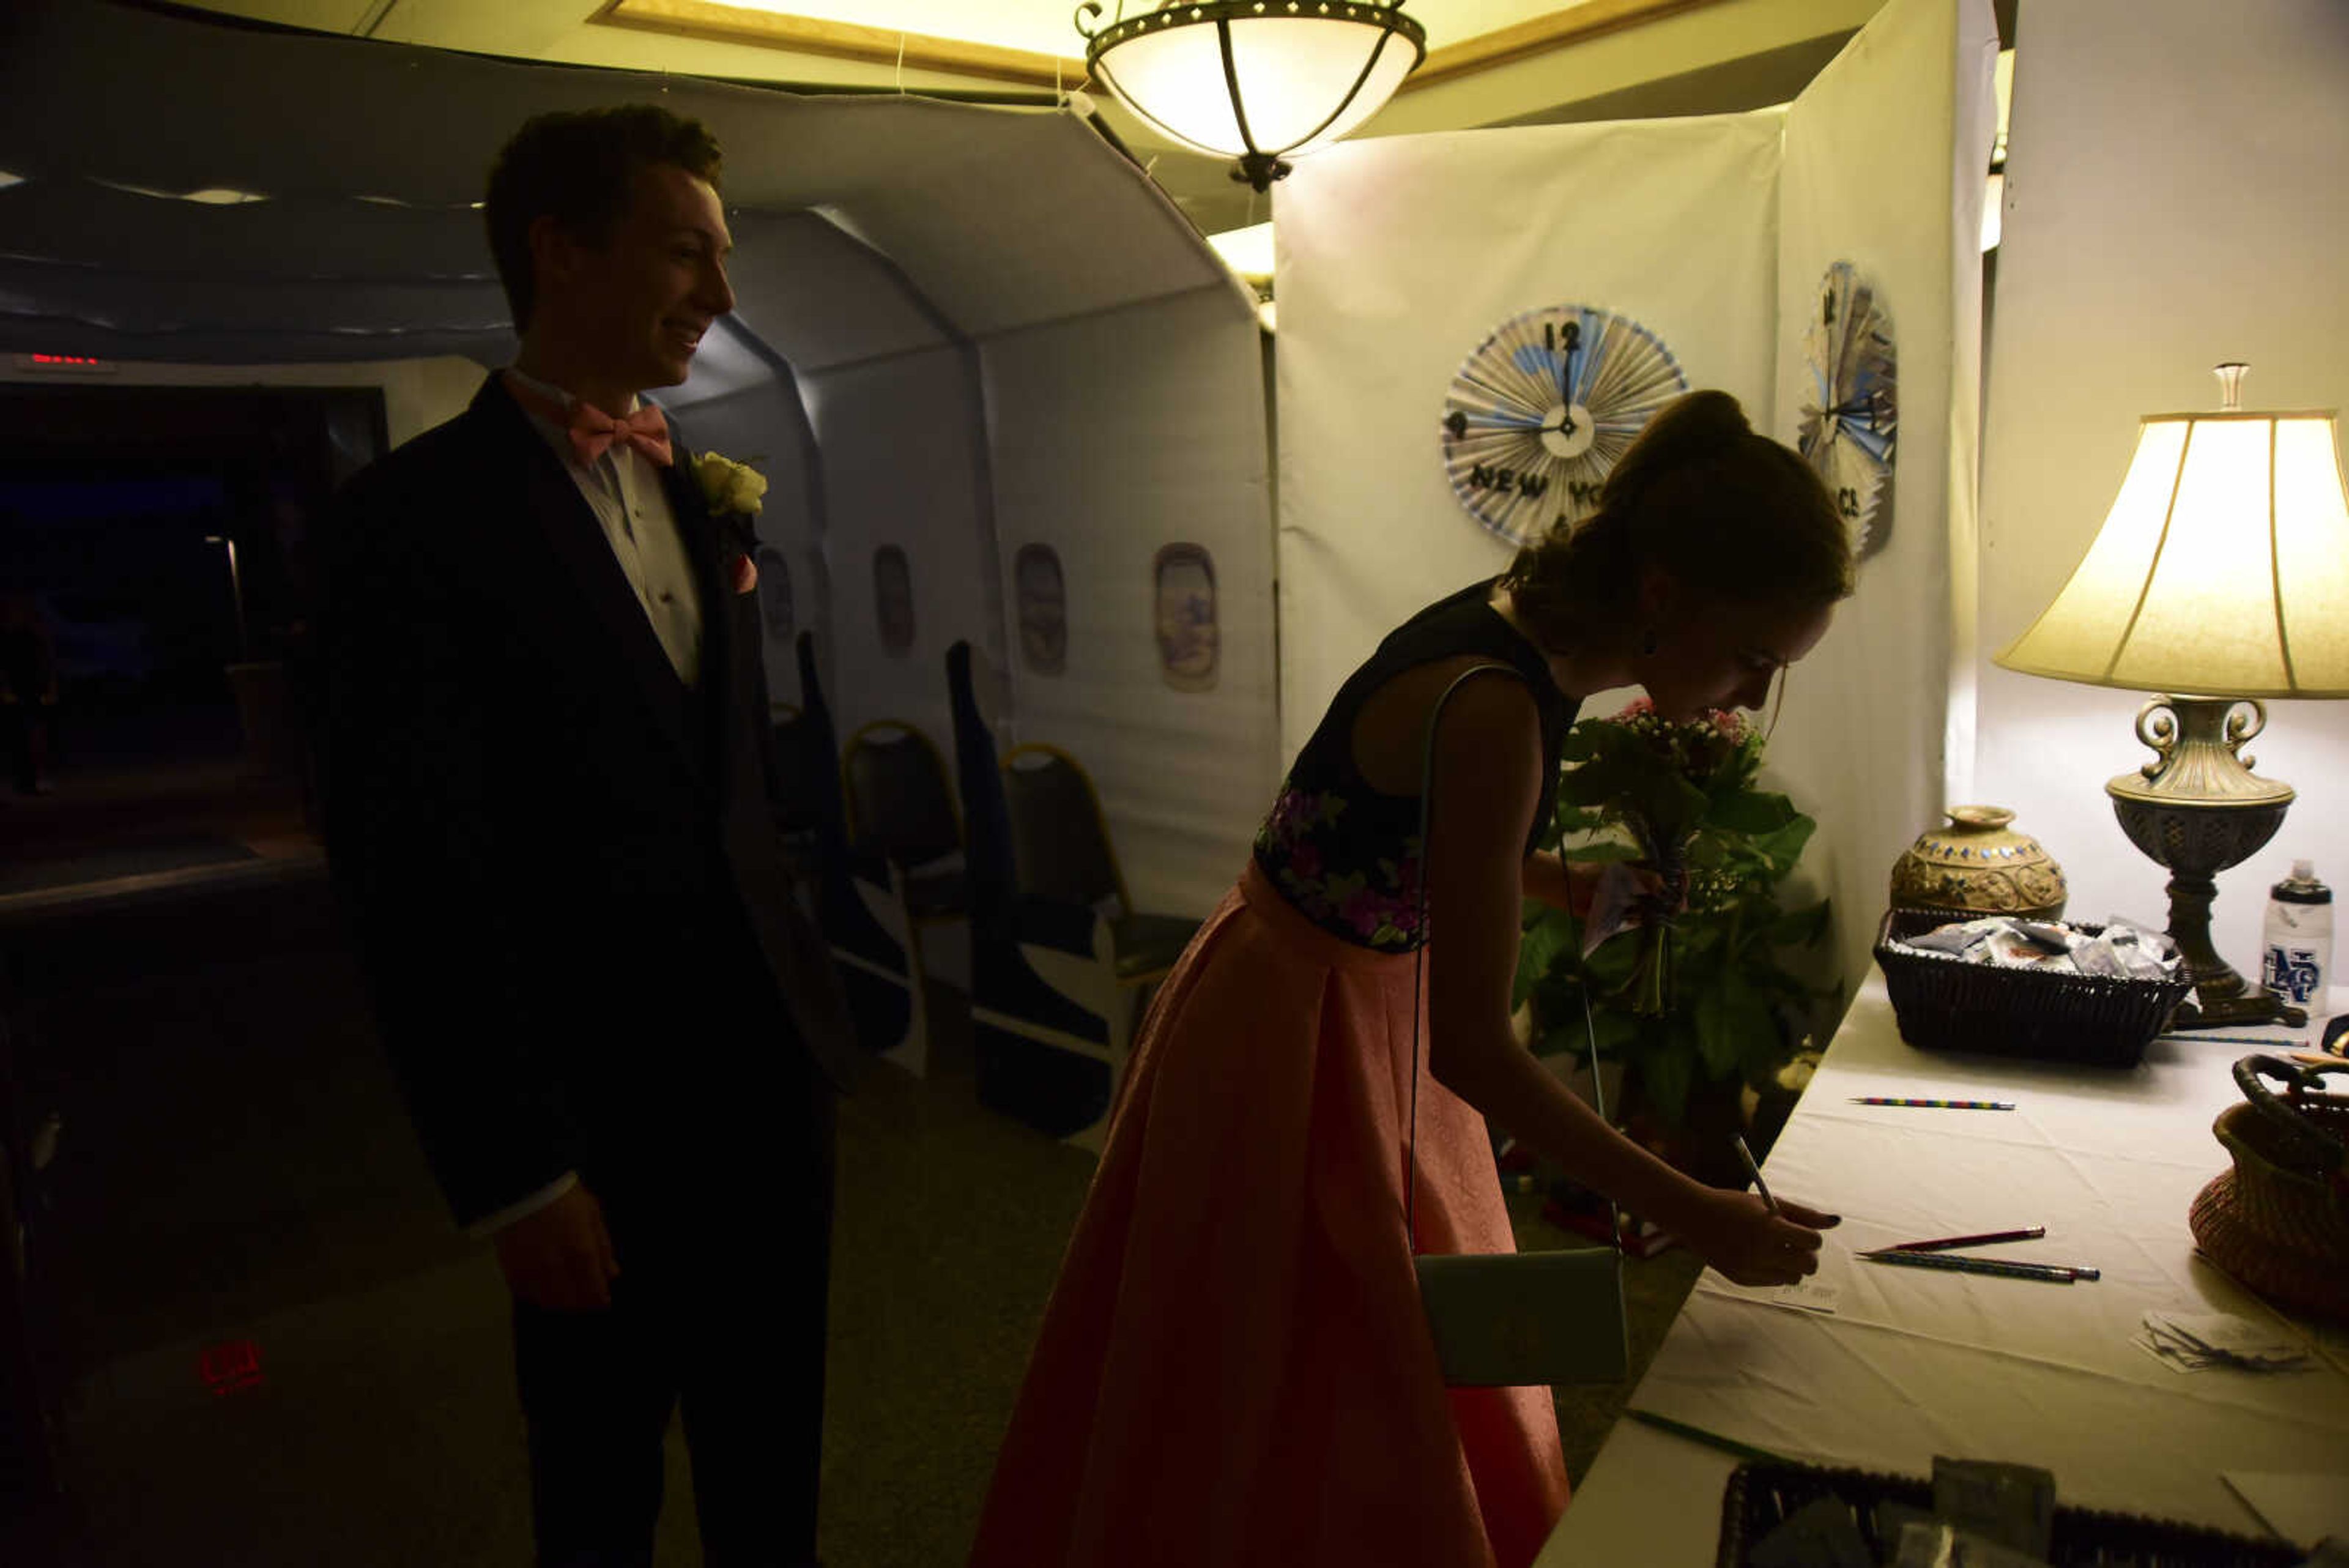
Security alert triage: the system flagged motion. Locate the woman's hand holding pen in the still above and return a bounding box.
[1677,1188,1841,1287]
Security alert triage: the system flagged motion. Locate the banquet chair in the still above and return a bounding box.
[789,634,923,1071]
[839,717,970,1076]
[945,639,1197,1149]
[998,746,1197,990]
[765,702,824,882]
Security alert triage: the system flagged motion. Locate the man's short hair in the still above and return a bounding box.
[483,105,724,332]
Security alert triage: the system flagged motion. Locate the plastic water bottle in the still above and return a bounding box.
[2261,860,2332,1010]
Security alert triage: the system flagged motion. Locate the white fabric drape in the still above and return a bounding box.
[1272,111,1786,763]
[1769,0,1999,990]
[1274,0,1997,1009]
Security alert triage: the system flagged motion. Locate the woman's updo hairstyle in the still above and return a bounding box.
[1499,389,1853,653]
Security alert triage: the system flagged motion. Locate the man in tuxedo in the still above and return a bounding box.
[317,105,858,1567]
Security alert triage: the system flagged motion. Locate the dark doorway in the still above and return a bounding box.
[0,382,385,890]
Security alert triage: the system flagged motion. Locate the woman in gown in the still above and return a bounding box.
[970,391,1852,1568]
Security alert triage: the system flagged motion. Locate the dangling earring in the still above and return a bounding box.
[1638,628,1659,658]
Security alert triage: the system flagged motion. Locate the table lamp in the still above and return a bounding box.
[1995,363,2349,1028]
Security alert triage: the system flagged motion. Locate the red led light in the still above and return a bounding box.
[199,1339,265,1397]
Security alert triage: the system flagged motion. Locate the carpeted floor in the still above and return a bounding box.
[0,860,1700,1567]
[0,835,259,897]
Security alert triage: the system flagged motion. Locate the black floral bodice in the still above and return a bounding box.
[1252,578,1578,951]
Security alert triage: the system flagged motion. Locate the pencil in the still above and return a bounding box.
[1876,1226,2046,1254]
[1732,1133,1778,1215]
[1849,1097,2016,1110]
[1860,1250,2097,1284]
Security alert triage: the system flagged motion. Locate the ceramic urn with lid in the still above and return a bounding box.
[1890,805,2068,921]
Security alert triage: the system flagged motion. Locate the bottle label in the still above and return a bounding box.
[2262,944,2324,1005]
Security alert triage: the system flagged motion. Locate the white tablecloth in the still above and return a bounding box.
[1538,977,2349,1566]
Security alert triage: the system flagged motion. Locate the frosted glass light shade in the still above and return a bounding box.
[1995,409,2349,698]
[1083,2,1423,177]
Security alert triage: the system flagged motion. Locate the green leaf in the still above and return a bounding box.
[1708,788,1798,836]
[1544,997,1641,1058]
[1694,963,1781,1077]
[1749,815,1818,871]
[1553,803,1612,835]
[1513,910,1575,1009]
[1691,985,1737,1077]
[1764,899,1832,948]
[1639,1043,1694,1128]
[1580,931,1642,989]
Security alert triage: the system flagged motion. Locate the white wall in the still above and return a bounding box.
[981,286,1279,918]
[800,345,1000,754]
[0,355,484,448]
[1975,0,2349,972]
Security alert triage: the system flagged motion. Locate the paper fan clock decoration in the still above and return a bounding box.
[1798,261,1898,560]
[1439,304,1690,546]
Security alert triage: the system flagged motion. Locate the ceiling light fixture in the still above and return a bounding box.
[1077,1,1426,191]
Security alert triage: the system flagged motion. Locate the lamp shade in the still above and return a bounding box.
[1080,2,1425,188]
[1994,407,2349,698]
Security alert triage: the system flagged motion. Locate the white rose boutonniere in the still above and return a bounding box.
[690,451,768,595]
[692,451,768,518]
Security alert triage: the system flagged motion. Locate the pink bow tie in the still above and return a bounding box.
[503,372,672,467]
[565,399,672,468]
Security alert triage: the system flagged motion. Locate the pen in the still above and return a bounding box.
[1732,1133,1778,1215]
[1874,1226,2047,1254]
[1849,1097,2016,1110]
[1861,1250,2098,1284]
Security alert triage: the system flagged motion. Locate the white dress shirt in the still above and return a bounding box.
[506,366,704,689]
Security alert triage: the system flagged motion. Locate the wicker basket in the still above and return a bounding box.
[1717,1459,2302,1567]
[1874,909,2192,1069]
[2189,1055,2349,1321]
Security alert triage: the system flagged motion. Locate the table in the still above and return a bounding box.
[1538,976,2349,1565]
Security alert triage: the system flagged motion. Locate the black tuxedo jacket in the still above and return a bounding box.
[317,373,858,1230]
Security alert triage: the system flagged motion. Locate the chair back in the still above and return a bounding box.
[766,703,823,832]
[789,634,856,869]
[945,642,1016,922]
[843,722,962,868]
[1000,745,1124,913]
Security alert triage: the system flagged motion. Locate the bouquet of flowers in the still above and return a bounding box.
[1559,699,1772,1011]
[1515,698,1831,1128]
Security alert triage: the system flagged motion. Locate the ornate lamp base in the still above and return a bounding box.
[2106,694,2307,1031]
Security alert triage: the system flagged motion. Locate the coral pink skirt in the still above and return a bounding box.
[968,861,1569,1568]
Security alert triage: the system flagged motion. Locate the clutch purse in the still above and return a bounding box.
[1406,665,1632,1388]
[1415,1246,1630,1386]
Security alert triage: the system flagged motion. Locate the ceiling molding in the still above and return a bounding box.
[590,0,1086,89]
[1398,0,1731,94]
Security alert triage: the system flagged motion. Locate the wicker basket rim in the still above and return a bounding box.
[1874,941,2191,994]
[1720,1458,2296,1558]
[1874,912,2188,995]
[2214,1099,2349,1186]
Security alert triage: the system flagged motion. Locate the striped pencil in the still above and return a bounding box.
[1861,1250,2098,1284]
[1849,1096,2016,1110]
